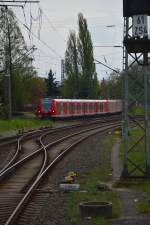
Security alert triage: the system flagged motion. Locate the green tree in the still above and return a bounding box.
[0,7,43,113]
[29,76,47,107]
[107,71,122,99]
[63,13,100,99]
[78,13,99,98]
[45,69,58,97]
[63,31,80,98]
[100,71,122,99]
[100,78,109,99]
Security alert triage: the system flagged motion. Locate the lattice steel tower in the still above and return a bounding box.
[122,0,150,178]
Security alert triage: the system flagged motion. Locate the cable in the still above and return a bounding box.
[94,58,119,74]
[24,23,62,58]
[15,14,63,59]
[35,48,59,60]
[38,3,66,43]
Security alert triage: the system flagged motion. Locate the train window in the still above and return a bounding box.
[57,103,61,113]
[63,103,67,111]
[57,102,63,113]
[100,103,103,111]
[77,103,80,111]
[80,103,83,111]
[69,103,72,112]
[72,103,74,111]
[89,103,93,110]
[61,102,64,112]
[84,103,87,111]
[42,98,52,111]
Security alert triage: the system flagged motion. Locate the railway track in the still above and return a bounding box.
[0,115,120,174]
[0,116,121,225]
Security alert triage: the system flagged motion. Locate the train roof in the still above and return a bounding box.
[52,99,121,102]
[41,98,121,103]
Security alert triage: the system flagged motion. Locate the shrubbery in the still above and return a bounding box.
[0,104,8,119]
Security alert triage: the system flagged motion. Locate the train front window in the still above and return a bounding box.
[42,98,52,111]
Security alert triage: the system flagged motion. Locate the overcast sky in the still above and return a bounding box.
[13,0,123,81]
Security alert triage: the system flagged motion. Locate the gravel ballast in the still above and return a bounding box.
[33,132,110,225]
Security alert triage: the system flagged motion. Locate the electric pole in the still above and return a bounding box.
[123,0,150,178]
[4,6,12,119]
[0,0,39,119]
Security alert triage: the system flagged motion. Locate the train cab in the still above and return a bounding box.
[37,98,54,117]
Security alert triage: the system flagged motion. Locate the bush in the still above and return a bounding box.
[0,104,8,119]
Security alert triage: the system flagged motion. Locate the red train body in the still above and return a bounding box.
[37,98,122,118]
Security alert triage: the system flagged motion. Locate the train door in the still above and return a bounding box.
[64,102,67,116]
[105,100,109,113]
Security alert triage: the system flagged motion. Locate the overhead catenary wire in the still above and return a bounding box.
[15,14,63,59]
[35,48,60,60]
[94,58,119,74]
[38,4,67,43]
[24,23,63,59]
[1,7,63,74]
[0,1,39,3]
[21,2,66,54]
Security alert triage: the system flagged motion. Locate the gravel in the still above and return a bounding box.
[21,127,150,225]
[33,132,110,225]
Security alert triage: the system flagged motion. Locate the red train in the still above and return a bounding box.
[37,98,122,118]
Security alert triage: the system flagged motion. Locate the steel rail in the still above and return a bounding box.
[0,120,119,182]
[0,124,82,176]
[0,124,82,175]
[0,117,119,177]
[0,128,47,175]
[4,122,120,225]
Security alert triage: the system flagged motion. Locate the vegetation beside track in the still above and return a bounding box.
[67,135,121,225]
[115,127,150,215]
[120,128,146,176]
[0,118,53,134]
[115,179,150,215]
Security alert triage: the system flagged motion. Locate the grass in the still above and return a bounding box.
[0,118,53,134]
[115,125,150,215]
[136,200,150,214]
[130,107,144,115]
[114,179,150,215]
[120,127,146,176]
[67,168,120,225]
[67,134,121,225]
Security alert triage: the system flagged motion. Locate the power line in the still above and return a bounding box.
[23,23,63,59]
[38,5,66,43]
[15,15,63,59]
[35,48,60,60]
[94,58,119,74]
[0,1,39,3]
